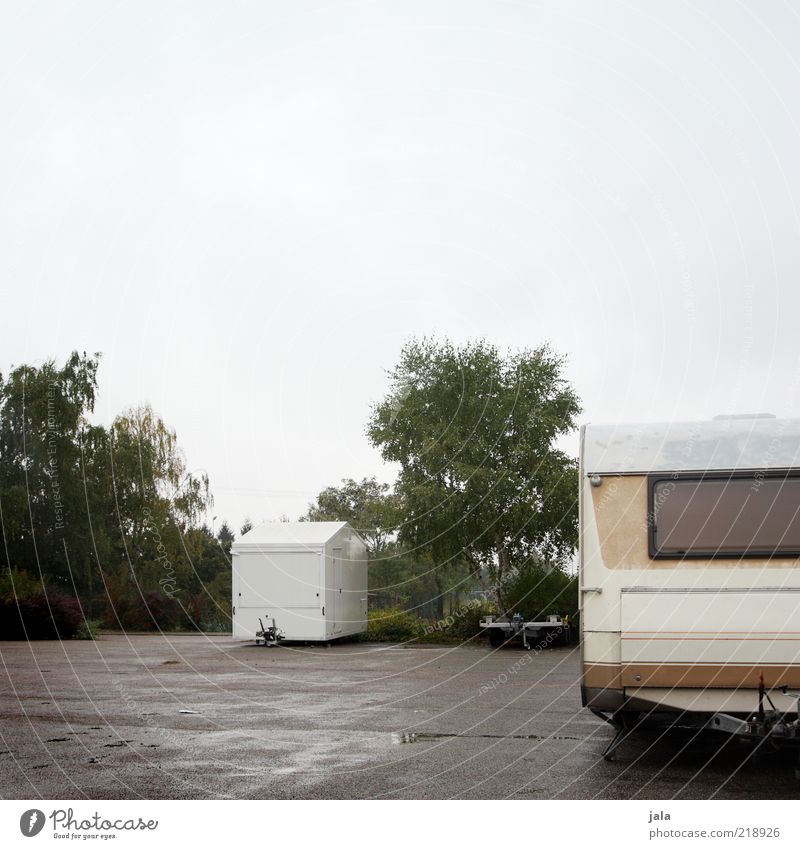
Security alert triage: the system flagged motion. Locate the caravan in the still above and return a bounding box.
[579,416,800,755]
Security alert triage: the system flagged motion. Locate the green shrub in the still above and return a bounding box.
[363,599,499,645]
[418,599,497,643]
[198,599,232,633]
[362,607,423,642]
[198,616,231,633]
[499,563,577,620]
[0,568,45,598]
[179,591,231,633]
[74,619,101,640]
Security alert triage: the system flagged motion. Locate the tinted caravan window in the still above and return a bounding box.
[650,474,800,558]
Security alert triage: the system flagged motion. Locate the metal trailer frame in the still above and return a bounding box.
[480,614,571,649]
[595,682,800,776]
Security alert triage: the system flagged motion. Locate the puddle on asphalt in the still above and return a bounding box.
[392,731,582,744]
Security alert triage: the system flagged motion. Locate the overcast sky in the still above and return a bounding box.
[2,1,799,530]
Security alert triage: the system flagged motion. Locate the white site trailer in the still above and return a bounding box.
[231,521,368,642]
[580,416,800,759]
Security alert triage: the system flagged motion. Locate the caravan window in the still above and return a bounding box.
[649,472,800,558]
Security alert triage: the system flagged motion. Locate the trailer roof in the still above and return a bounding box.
[583,417,800,474]
[234,521,352,547]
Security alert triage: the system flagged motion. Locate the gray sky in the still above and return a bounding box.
[2,1,800,531]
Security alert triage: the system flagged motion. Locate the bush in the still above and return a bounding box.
[0,590,84,640]
[198,613,232,633]
[0,568,44,598]
[418,599,497,643]
[499,563,577,620]
[74,619,101,640]
[103,589,182,631]
[174,592,231,633]
[199,598,232,633]
[362,599,499,644]
[362,607,423,642]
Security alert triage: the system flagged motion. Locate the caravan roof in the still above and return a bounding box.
[583,417,800,475]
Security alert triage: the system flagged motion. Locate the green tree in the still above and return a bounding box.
[368,541,473,617]
[216,520,235,553]
[0,352,224,628]
[302,476,400,554]
[0,352,101,595]
[109,405,211,534]
[368,338,580,608]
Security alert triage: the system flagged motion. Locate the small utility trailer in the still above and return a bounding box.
[480,614,572,649]
[231,521,368,643]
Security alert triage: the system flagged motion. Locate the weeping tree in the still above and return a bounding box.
[105,404,212,605]
[368,338,580,610]
[107,405,210,540]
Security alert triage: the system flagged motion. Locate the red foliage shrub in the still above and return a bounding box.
[103,589,182,631]
[0,590,83,640]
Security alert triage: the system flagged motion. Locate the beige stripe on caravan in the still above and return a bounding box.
[583,663,621,689]
[621,663,800,688]
[590,475,800,570]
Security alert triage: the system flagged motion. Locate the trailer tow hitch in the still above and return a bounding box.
[706,682,800,778]
[601,682,800,769]
[256,617,284,647]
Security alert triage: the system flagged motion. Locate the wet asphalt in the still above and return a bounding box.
[0,635,797,799]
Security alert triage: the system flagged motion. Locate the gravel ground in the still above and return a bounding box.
[0,634,796,799]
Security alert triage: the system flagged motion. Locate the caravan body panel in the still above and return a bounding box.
[580,418,800,716]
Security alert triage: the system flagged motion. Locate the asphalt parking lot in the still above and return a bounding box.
[1,635,797,799]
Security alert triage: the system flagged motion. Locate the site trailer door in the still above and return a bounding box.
[231,521,368,641]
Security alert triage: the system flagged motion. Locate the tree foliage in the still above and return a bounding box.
[302,476,400,553]
[0,352,102,596]
[499,561,578,619]
[216,521,235,553]
[0,352,233,633]
[1,340,582,638]
[368,338,580,606]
